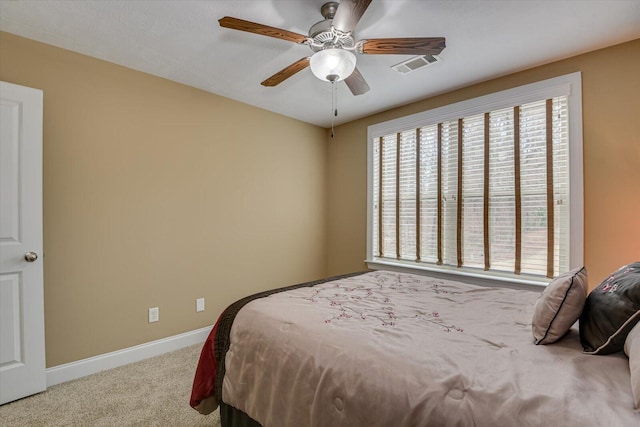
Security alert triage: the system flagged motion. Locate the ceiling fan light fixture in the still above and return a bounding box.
[310,48,356,82]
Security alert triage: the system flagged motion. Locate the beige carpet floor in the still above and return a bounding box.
[0,344,221,426]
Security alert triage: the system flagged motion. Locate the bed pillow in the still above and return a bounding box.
[532,266,588,345]
[579,262,640,355]
[624,321,640,409]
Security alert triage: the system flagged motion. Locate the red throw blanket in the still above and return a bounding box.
[189,314,221,412]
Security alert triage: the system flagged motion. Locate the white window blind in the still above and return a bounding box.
[367,73,583,283]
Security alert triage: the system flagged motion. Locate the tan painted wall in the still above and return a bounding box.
[0,32,329,367]
[2,30,638,367]
[327,39,640,289]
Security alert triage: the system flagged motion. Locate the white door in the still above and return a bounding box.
[0,81,45,404]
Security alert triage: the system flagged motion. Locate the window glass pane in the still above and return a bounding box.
[461,114,485,268]
[419,125,438,263]
[488,108,515,272]
[399,130,417,260]
[519,100,547,275]
[441,121,458,266]
[381,134,397,257]
[372,138,380,256]
[553,96,570,274]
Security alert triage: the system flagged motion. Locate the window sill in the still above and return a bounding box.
[365,258,549,292]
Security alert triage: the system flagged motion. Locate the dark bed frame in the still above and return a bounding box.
[220,402,261,427]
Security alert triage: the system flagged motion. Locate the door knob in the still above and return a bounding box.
[24,251,38,262]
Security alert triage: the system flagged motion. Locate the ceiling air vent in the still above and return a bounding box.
[391,54,441,74]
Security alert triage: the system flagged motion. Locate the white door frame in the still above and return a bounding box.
[0,80,45,404]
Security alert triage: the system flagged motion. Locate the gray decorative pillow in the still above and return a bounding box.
[624,322,640,409]
[580,262,640,355]
[532,266,588,345]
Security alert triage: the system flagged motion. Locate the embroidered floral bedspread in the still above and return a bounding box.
[208,271,639,426]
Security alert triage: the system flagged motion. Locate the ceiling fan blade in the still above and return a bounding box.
[261,58,311,87]
[345,67,370,96]
[219,16,307,44]
[332,0,373,33]
[360,37,446,55]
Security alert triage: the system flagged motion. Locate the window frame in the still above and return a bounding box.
[366,72,583,289]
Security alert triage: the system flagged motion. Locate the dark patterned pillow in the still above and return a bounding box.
[579,262,640,354]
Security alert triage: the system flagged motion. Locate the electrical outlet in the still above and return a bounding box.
[148,307,159,323]
[196,298,205,312]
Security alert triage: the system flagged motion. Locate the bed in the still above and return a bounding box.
[190,266,640,426]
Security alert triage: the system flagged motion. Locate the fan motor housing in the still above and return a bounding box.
[308,19,355,52]
[308,1,355,52]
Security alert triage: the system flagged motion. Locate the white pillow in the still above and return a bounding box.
[532,267,588,344]
[624,320,640,409]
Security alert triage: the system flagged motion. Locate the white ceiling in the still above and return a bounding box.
[1,0,639,128]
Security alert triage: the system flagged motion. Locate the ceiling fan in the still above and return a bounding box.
[219,0,446,96]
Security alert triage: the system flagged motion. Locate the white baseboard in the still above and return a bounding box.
[46,325,212,387]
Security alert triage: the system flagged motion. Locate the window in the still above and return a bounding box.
[367,73,583,286]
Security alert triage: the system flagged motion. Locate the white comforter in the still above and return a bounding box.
[222,271,639,427]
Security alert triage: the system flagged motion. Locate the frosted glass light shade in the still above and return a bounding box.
[310,48,356,82]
